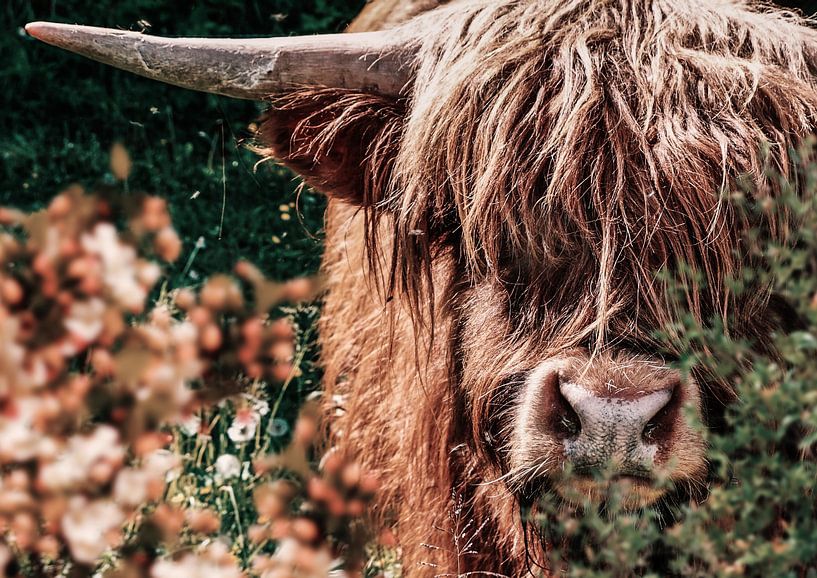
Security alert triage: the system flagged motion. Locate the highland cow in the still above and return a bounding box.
[26,0,817,574]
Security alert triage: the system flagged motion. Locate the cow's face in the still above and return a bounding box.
[451,275,712,511]
[257,91,713,511]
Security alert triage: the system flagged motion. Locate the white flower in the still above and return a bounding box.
[64,298,106,343]
[39,425,125,491]
[171,321,198,344]
[260,537,334,578]
[254,399,270,416]
[62,497,125,565]
[81,223,147,311]
[112,454,177,509]
[113,468,149,508]
[227,409,259,443]
[151,543,243,578]
[0,317,26,395]
[139,361,193,409]
[214,454,241,481]
[179,412,202,436]
[242,393,269,416]
[143,449,181,481]
[0,398,46,462]
[136,261,162,288]
[21,357,48,390]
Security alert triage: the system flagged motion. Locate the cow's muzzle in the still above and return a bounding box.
[511,351,707,510]
[558,378,679,477]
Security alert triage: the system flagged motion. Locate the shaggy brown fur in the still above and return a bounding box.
[258,0,817,575]
[346,0,449,34]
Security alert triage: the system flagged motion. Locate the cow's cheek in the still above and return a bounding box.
[651,383,708,490]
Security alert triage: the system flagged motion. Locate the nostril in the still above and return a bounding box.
[553,376,581,440]
[641,382,681,445]
[557,407,581,439]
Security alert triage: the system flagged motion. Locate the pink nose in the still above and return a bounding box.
[544,369,680,477]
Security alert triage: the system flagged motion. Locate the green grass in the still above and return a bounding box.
[1,0,364,283]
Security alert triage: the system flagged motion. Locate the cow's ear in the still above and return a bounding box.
[257,88,405,206]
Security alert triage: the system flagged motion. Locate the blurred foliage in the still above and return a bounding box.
[0,0,364,479]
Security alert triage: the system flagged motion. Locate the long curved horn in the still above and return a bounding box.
[25,22,416,99]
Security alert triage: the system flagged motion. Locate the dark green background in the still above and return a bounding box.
[780,0,817,12]
[1,0,365,284]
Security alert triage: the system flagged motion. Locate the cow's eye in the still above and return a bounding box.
[767,292,808,333]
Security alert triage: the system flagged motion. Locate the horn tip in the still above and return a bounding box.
[25,22,58,42]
